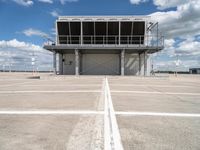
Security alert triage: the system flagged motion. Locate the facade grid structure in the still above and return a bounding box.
[44,16,164,76]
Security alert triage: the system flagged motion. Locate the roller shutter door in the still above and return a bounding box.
[81,54,120,75]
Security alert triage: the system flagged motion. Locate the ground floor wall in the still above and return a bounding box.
[54,50,152,76]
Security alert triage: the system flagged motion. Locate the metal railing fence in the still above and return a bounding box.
[56,35,164,47]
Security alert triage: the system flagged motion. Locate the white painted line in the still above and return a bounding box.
[0,90,101,94]
[0,79,31,81]
[111,90,200,96]
[104,77,124,150]
[110,84,196,88]
[0,110,104,115]
[104,78,111,150]
[0,81,40,87]
[116,112,200,117]
[22,84,101,87]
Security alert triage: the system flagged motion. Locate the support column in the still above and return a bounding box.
[119,21,121,45]
[58,53,63,75]
[144,51,147,76]
[121,49,125,76]
[75,49,79,75]
[53,51,56,74]
[139,53,141,76]
[81,21,83,45]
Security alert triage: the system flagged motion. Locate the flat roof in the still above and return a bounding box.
[58,16,150,22]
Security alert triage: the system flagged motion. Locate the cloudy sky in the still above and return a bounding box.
[0,0,200,71]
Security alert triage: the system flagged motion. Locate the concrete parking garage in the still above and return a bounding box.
[0,73,200,150]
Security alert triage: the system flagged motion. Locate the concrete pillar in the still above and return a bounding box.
[75,49,79,75]
[139,53,141,76]
[58,53,63,75]
[81,21,83,45]
[121,49,125,76]
[53,51,56,74]
[144,51,147,76]
[119,21,121,45]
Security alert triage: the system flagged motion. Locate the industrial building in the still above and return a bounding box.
[44,16,164,76]
[189,68,200,74]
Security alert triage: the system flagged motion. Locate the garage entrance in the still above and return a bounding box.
[81,54,120,75]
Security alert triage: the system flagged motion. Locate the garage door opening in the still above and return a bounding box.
[81,54,120,75]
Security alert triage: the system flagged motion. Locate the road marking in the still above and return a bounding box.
[0,90,101,94]
[0,110,104,115]
[116,112,200,117]
[111,90,200,96]
[104,78,110,150]
[21,84,101,87]
[0,81,41,87]
[110,84,197,88]
[104,77,124,150]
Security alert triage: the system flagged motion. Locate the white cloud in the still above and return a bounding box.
[12,0,33,6]
[150,0,200,39]
[38,0,53,4]
[163,39,200,58]
[50,10,60,17]
[22,28,48,38]
[0,39,52,71]
[51,28,56,35]
[175,39,200,56]
[165,39,175,48]
[153,37,200,71]
[148,0,200,71]
[60,0,78,5]
[153,0,189,10]
[154,59,200,71]
[4,0,78,6]
[130,0,148,5]
[0,39,43,52]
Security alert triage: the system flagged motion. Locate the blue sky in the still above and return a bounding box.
[0,0,200,71]
[0,0,159,45]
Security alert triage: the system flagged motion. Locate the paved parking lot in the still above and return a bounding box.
[108,76,200,150]
[0,73,200,150]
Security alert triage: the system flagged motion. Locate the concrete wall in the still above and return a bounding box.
[125,53,139,75]
[63,54,75,75]
[139,53,151,76]
[59,52,151,76]
[139,53,145,76]
[57,53,63,75]
[146,54,151,76]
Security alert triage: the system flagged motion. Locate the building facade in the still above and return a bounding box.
[189,68,200,74]
[44,16,164,76]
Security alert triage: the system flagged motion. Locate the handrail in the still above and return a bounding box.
[46,34,164,47]
[45,35,164,48]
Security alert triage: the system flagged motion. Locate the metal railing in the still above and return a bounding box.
[57,35,164,47]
